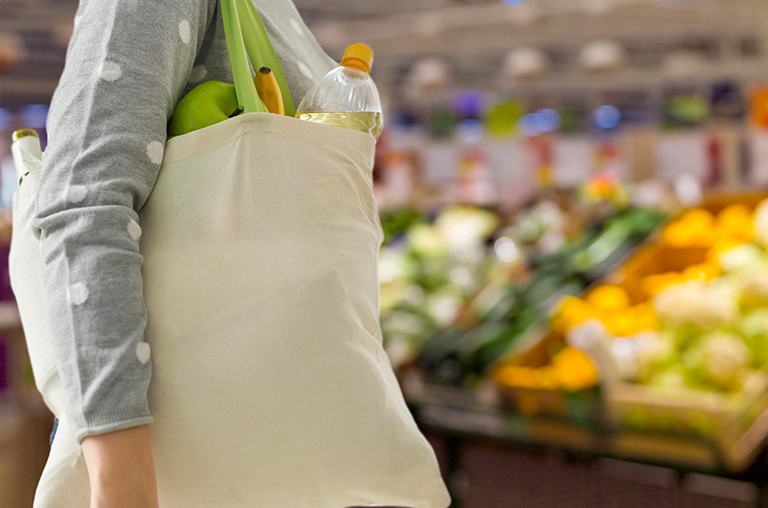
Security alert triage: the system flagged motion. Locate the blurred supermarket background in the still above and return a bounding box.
[6,0,768,507]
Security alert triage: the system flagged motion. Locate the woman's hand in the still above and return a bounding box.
[81,425,159,508]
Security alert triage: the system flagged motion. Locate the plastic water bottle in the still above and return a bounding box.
[11,129,43,186]
[296,43,383,140]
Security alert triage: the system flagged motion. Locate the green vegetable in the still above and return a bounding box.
[573,221,632,272]
[221,0,268,114]
[380,210,426,246]
[234,0,295,116]
[416,328,469,386]
[461,323,523,379]
[738,309,768,368]
[683,332,752,392]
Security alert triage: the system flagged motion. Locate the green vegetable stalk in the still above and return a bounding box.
[221,0,267,113]
[235,0,296,117]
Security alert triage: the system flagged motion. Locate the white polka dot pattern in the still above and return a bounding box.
[136,342,151,364]
[179,20,191,44]
[74,215,90,231]
[298,62,313,79]
[146,141,165,164]
[188,65,207,83]
[65,185,87,203]
[127,219,142,241]
[100,61,122,81]
[68,283,89,305]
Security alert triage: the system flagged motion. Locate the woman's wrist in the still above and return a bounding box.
[81,425,159,508]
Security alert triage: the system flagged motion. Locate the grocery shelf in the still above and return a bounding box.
[406,365,768,469]
[404,368,768,507]
[411,407,768,507]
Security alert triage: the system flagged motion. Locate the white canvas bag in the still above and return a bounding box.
[10,110,451,508]
[9,3,450,503]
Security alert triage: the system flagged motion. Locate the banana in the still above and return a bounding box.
[254,67,285,115]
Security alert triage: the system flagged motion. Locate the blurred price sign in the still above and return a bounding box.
[656,131,707,184]
[554,135,593,186]
[750,132,768,186]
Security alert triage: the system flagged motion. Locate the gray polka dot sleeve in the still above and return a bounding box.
[32,0,336,443]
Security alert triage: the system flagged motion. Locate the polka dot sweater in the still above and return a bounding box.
[32,0,336,443]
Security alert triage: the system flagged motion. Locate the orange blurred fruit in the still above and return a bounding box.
[587,285,631,311]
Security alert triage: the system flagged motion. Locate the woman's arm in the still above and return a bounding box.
[32,0,216,501]
[82,426,158,508]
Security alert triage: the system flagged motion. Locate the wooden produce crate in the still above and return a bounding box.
[491,192,768,451]
[605,376,768,472]
[603,243,709,303]
[695,191,768,215]
[491,329,603,429]
[588,194,768,471]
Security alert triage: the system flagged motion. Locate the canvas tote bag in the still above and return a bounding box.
[8,1,451,507]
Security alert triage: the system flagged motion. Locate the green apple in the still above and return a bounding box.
[168,81,242,138]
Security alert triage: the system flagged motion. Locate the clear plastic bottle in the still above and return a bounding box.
[11,129,43,186]
[296,43,383,140]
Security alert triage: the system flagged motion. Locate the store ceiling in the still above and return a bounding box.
[0,0,766,107]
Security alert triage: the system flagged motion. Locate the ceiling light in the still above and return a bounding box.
[503,47,548,79]
[407,57,451,90]
[580,40,626,72]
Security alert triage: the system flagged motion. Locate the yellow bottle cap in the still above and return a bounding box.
[340,43,374,74]
[12,129,38,144]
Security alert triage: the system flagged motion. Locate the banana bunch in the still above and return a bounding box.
[168,0,293,138]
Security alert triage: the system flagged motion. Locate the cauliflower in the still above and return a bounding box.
[381,312,431,369]
[740,308,768,339]
[407,224,450,259]
[379,248,415,284]
[379,248,416,313]
[635,332,678,383]
[739,309,768,368]
[717,244,765,273]
[652,282,738,331]
[427,290,464,327]
[683,332,752,392]
[738,268,768,308]
[434,207,498,252]
[648,366,687,391]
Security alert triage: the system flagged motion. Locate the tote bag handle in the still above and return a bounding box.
[220,0,296,116]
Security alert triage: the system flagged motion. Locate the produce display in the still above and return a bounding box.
[377,196,667,390]
[552,286,658,338]
[379,182,768,468]
[493,345,599,394]
[661,205,753,248]
[357,181,768,474]
[379,206,503,371]
[545,200,768,395]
